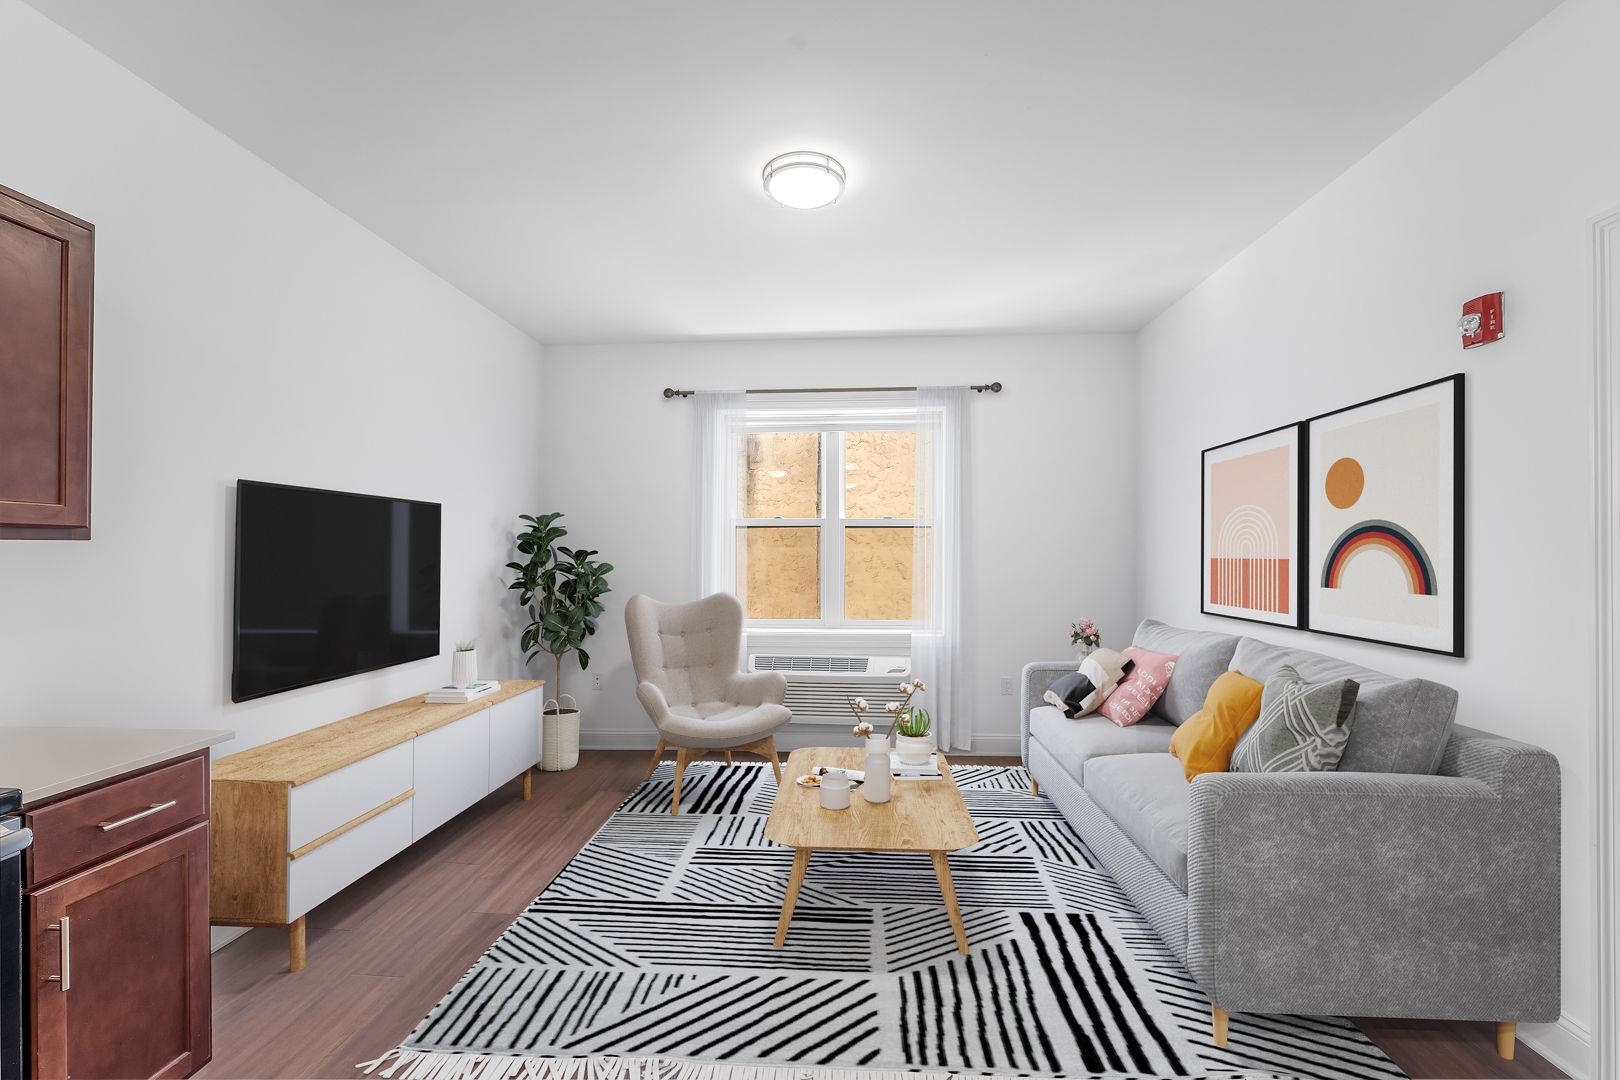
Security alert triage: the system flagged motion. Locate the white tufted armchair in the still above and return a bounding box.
[625,592,790,813]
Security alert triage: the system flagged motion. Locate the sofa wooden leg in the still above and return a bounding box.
[1212,1005,1228,1048]
[1496,1021,1516,1060]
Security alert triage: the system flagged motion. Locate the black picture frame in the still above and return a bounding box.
[1301,373,1465,657]
[1200,421,1309,631]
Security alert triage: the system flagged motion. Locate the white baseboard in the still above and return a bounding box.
[1519,1012,1591,1080]
[581,728,1022,757]
[210,924,252,953]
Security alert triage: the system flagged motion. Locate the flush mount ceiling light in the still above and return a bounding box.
[762,151,846,210]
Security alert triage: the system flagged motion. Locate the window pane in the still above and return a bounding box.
[745,432,821,518]
[843,430,916,519]
[844,526,913,621]
[740,526,820,619]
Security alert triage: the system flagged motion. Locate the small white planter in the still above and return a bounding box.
[450,649,478,688]
[895,733,934,766]
[542,695,580,772]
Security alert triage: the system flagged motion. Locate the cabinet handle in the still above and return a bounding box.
[98,800,177,831]
[45,916,70,992]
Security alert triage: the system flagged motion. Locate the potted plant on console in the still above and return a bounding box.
[506,511,613,772]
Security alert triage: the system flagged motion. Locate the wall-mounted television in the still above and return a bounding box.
[232,480,441,702]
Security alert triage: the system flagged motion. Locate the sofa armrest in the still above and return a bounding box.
[726,670,787,707]
[1019,661,1076,764]
[1187,758,1560,1020]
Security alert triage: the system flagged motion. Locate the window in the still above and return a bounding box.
[738,428,917,626]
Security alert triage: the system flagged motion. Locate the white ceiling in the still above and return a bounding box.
[28,0,1558,343]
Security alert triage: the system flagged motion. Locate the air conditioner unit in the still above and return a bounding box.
[748,653,912,725]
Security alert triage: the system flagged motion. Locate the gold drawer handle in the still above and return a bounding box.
[98,800,177,831]
[45,917,70,992]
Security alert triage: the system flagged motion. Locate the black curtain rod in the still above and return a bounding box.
[662,382,1001,399]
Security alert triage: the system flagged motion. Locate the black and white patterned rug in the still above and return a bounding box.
[362,763,1406,1080]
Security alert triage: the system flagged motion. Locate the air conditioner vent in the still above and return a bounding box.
[752,655,869,673]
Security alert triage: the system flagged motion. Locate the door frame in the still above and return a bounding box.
[1590,206,1620,1080]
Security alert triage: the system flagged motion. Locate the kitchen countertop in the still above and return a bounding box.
[1,726,234,805]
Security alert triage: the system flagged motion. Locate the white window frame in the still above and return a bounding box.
[740,415,916,633]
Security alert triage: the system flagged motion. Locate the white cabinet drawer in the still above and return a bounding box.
[412,709,490,841]
[287,797,412,919]
[287,741,413,852]
[488,690,539,793]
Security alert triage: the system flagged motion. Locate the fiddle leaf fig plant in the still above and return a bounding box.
[505,512,613,700]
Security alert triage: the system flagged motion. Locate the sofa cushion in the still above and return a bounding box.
[1170,670,1265,780]
[1131,619,1242,726]
[1230,665,1359,773]
[1083,753,1191,890]
[1228,637,1458,774]
[1027,705,1175,781]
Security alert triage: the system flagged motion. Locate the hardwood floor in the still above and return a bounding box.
[200,750,1564,1079]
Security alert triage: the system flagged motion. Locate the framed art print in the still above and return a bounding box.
[1304,374,1464,656]
[1201,423,1304,628]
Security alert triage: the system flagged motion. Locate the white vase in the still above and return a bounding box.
[450,649,478,688]
[819,769,852,810]
[863,735,892,804]
[895,733,933,766]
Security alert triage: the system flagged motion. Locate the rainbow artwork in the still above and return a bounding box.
[1320,519,1436,596]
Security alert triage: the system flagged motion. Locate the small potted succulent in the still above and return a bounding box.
[850,679,932,764]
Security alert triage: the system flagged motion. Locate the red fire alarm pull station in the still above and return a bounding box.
[1459,292,1504,349]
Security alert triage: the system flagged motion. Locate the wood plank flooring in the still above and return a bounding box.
[200,750,1564,1079]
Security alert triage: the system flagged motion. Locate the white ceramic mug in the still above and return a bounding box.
[819,769,852,810]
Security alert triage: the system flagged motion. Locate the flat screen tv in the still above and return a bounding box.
[232,480,441,702]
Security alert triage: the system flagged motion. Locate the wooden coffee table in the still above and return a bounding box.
[765,746,980,953]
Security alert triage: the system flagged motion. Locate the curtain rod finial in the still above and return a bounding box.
[663,387,694,399]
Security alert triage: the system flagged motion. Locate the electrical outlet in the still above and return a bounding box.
[591,673,603,691]
[1000,677,1014,696]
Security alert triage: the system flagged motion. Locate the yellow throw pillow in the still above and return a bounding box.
[1169,670,1265,781]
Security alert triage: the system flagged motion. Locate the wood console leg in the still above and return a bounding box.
[288,916,306,973]
[1212,1005,1228,1047]
[522,769,532,801]
[1496,1021,1516,1060]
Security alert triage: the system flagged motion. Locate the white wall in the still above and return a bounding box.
[541,334,1137,754]
[1136,0,1614,1070]
[0,0,545,757]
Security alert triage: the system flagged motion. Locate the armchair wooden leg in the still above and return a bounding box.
[1212,1005,1228,1048]
[1031,777,1040,796]
[759,736,783,787]
[1496,1021,1516,1060]
[725,751,733,765]
[643,739,666,781]
[671,746,693,815]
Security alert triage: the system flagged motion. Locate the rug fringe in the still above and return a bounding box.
[357,1046,1281,1080]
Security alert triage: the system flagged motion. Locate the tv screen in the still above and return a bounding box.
[232,480,441,702]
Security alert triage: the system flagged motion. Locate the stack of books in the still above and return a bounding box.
[890,752,943,780]
[425,680,500,704]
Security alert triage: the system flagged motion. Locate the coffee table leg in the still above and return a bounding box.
[931,850,970,953]
[774,848,812,947]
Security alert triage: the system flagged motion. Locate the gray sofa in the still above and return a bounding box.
[1021,619,1560,1060]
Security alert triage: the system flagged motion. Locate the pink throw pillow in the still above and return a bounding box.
[1096,647,1179,727]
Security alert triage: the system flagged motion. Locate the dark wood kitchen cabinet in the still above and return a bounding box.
[0,184,94,539]
[25,754,213,1079]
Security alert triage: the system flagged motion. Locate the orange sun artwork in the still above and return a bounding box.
[1324,456,1365,509]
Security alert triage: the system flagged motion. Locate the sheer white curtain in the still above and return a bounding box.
[695,392,749,602]
[912,386,970,750]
